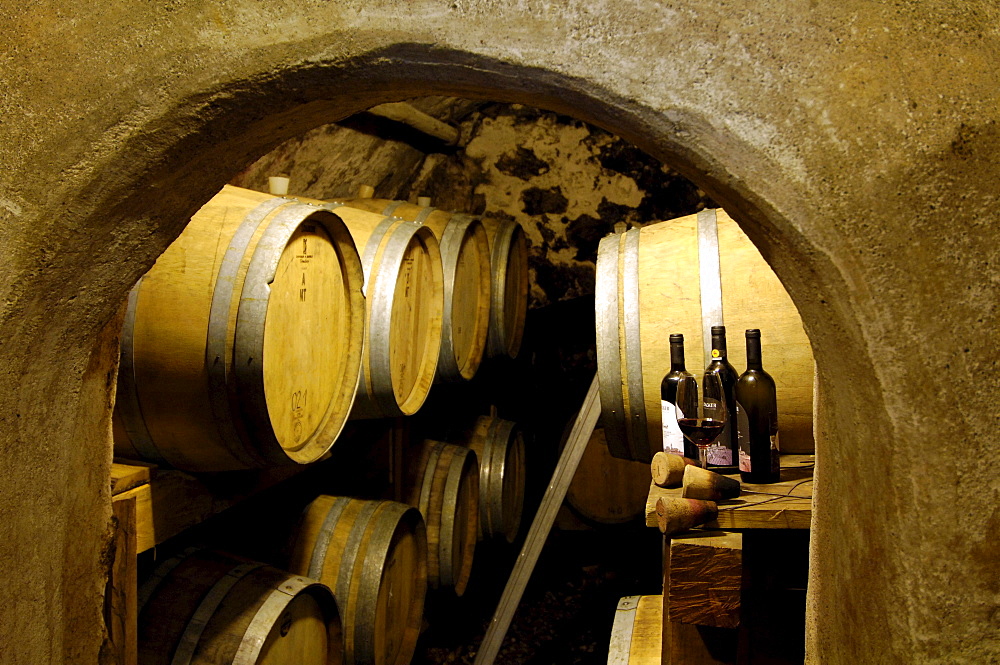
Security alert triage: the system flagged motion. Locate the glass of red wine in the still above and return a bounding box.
[674,373,728,469]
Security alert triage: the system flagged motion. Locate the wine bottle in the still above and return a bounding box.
[735,329,780,483]
[660,334,698,459]
[703,325,739,468]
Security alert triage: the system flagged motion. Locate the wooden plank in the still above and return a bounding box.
[474,374,601,665]
[646,455,814,529]
[663,533,738,664]
[667,531,742,628]
[105,495,137,665]
[111,466,302,553]
[110,461,154,495]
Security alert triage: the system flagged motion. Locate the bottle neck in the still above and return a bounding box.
[670,342,686,371]
[745,336,763,370]
[711,334,728,358]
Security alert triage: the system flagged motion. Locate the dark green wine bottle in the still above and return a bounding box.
[704,326,739,467]
[659,334,698,459]
[735,329,780,483]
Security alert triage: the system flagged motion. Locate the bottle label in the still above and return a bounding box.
[736,400,751,472]
[739,448,751,472]
[707,440,732,466]
[660,400,686,456]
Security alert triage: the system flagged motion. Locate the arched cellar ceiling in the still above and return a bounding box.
[1,2,998,663]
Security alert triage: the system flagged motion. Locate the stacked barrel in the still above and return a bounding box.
[114,183,531,664]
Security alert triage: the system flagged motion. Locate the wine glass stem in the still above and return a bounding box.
[697,445,709,469]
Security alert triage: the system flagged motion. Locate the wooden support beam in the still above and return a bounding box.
[367,102,461,145]
[663,536,738,664]
[105,495,137,665]
[111,464,301,553]
[667,531,742,628]
[473,374,601,665]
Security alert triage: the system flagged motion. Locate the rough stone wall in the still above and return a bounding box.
[0,2,998,664]
[407,104,715,306]
[231,96,483,200]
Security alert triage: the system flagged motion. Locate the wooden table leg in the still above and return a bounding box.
[106,495,137,665]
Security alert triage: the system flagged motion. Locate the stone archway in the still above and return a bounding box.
[2,3,997,663]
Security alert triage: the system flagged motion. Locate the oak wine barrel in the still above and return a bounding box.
[288,496,427,665]
[480,215,529,359]
[345,192,491,382]
[137,548,342,665]
[565,427,650,525]
[312,200,444,419]
[113,185,366,471]
[595,209,814,462]
[405,440,479,596]
[456,414,526,543]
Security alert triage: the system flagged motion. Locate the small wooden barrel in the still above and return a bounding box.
[345,193,491,382]
[113,185,365,471]
[137,548,342,665]
[310,199,444,419]
[458,415,526,543]
[596,209,815,462]
[288,496,427,665]
[406,440,479,596]
[565,427,651,525]
[480,215,529,359]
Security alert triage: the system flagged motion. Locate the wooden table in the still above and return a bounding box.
[646,454,814,530]
[652,455,815,665]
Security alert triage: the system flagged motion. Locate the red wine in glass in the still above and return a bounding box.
[677,418,726,447]
[675,373,729,468]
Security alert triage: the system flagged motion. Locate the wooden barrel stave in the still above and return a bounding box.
[596,209,815,462]
[137,548,341,665]
[114,185,366,471]
[289,496,426,665]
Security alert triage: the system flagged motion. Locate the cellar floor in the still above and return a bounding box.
[412,521,663,665]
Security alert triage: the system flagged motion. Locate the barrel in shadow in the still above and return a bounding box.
[405,440,479,596]
[288,496,427,665]
[480,215,529,360]
[453,414,526,543]
[114,185,366,471]
[137,548,342,665]
[565,427,651,525]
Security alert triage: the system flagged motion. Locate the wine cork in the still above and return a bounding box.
[681,465,741,501]
[417,196,432,207]
[267,175,290,196]
[357,184,375,199]
[651,452,699,487]
[655,497,718,536]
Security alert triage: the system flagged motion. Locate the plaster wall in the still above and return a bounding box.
[0,1,997,664]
